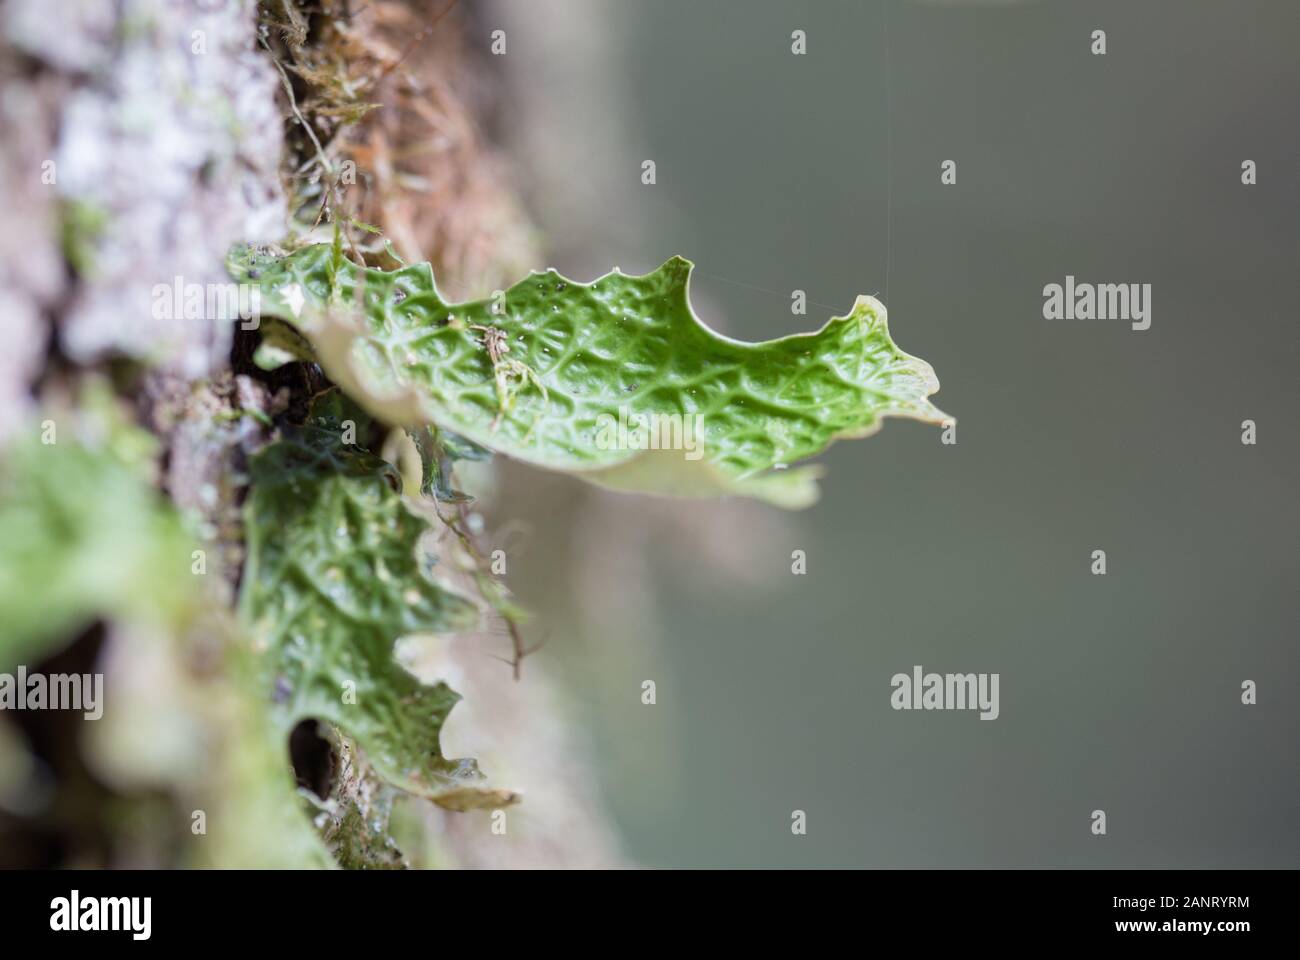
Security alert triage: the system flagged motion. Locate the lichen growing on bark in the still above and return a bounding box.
[0,0,623,869]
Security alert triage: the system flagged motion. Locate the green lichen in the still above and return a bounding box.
[230,243,949,508]
[239,397,517,811]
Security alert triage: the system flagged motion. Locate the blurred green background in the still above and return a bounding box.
[490,0,1300,867]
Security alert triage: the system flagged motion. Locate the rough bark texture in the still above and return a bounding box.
[4,0,285,376]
